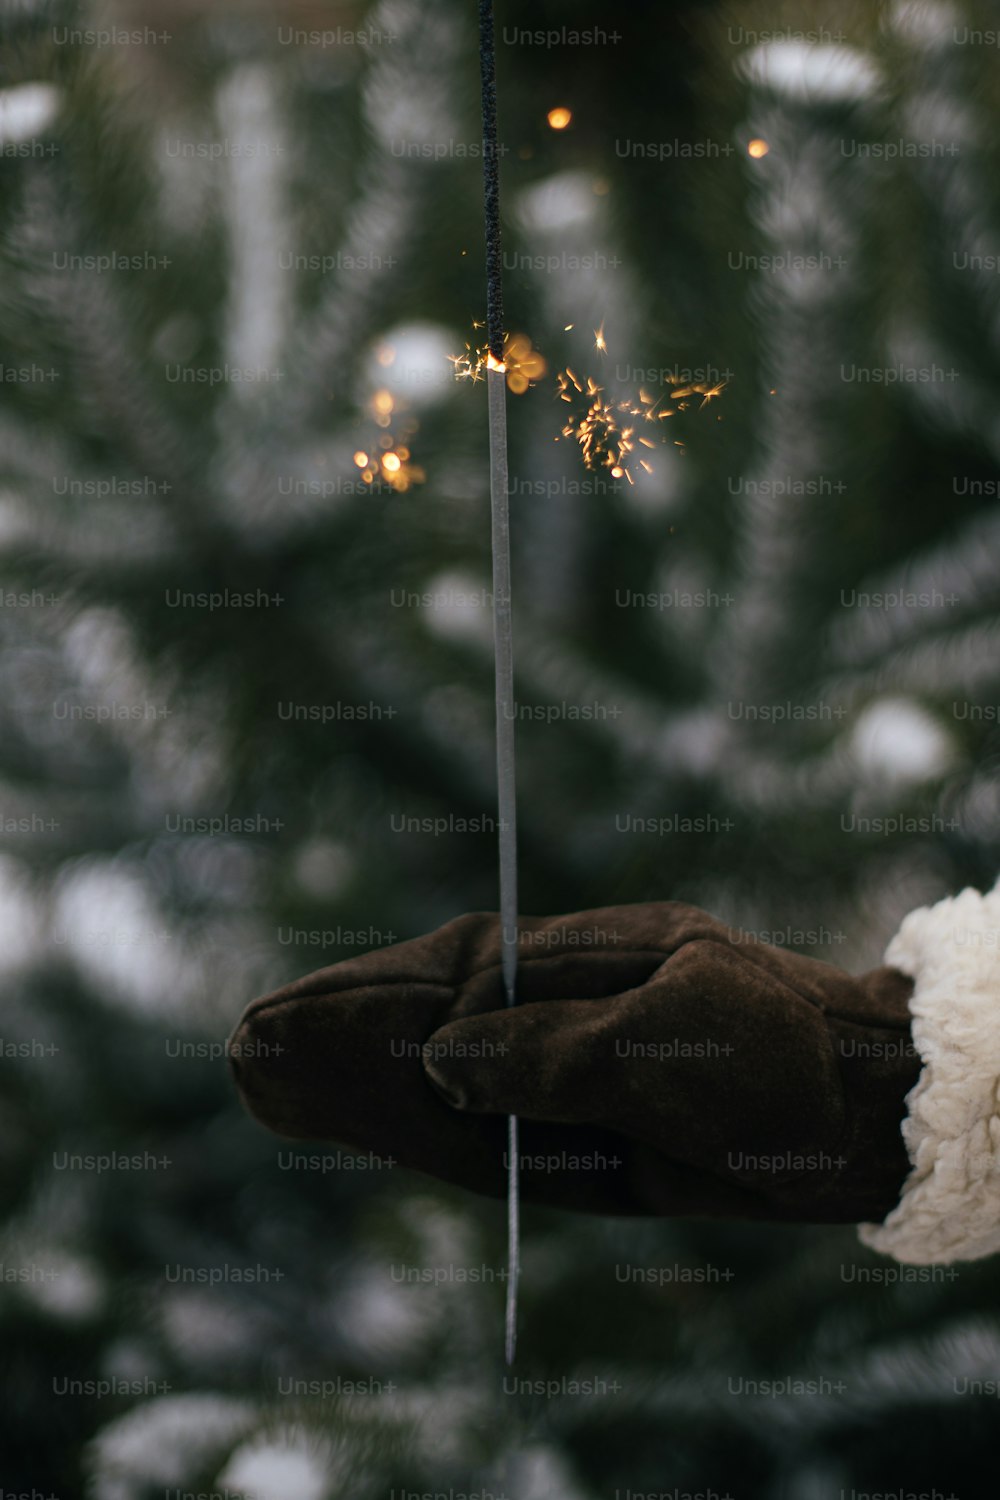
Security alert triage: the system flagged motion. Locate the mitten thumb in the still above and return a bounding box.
[423,998,611,1120]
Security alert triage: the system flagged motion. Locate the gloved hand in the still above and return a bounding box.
[228,903,919,1225]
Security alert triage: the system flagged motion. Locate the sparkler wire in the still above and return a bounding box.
[478,0,520,1366]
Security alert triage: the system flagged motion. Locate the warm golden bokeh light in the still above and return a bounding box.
[547,107,572,130]
[502,333,546,392]
[348,393,425,493]
[747,138,769,158]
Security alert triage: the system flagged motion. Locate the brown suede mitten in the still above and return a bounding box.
[229,903,920,1226]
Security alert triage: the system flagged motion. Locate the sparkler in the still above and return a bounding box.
[469,5,726,1366]
[478,0,520,1368]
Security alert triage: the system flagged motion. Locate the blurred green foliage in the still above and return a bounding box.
[3,0,1000,1494]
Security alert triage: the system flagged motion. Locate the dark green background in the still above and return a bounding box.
[2,0,999,1493]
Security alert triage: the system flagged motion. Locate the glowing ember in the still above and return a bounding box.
[747,138,769,158]
[547,107,572,130]
[450,328,547,393]
[698,379,727,410]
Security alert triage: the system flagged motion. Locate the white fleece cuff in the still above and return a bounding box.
[859,881,1000,1264]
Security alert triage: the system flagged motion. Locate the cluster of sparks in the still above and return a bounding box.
[556,361,727,484]
[353,386,425,493]
[556,370,659,481]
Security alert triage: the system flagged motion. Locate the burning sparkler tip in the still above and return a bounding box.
[451,326,544,392]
